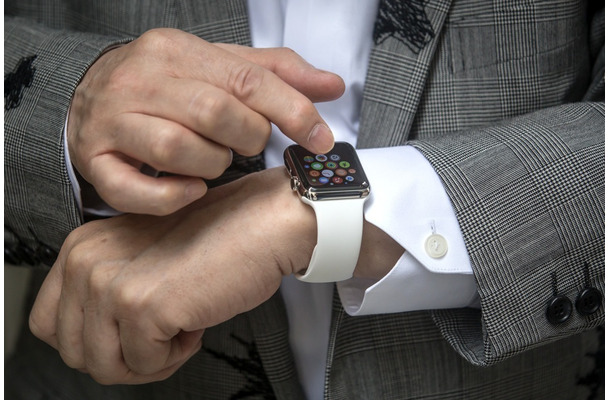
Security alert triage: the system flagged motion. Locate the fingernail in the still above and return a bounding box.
[185,181,207,203]
[308,124,334,154]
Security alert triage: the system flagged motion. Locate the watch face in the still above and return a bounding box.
[284,142,369,198]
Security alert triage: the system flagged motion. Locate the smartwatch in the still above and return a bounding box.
[283,142,370,282]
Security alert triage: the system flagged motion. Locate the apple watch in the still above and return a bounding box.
[283,142,370,282]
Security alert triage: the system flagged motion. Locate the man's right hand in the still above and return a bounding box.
[68,28,344,215]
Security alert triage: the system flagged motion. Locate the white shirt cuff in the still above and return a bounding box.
[337,145,478,316]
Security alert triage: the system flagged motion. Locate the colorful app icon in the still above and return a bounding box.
[315,154,328,162]
[332,177,343,184]
[321,169,334,178]
[309,170,320,177]
[304,156,314,163]
[348,168,356,174]
[345,176,355,182]
[325,161,337,169]
[311,162,324,170]
[335,168,347,177]
[318,177,329,184]
[330,154,340,161]
[339,161,351,168]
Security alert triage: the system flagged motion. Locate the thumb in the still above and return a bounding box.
[90,154,208,216]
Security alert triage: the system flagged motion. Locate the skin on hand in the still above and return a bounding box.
[69,28,345,216]
[29,167,402,385]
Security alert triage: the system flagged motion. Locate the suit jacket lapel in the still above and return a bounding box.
[357,0,453,149]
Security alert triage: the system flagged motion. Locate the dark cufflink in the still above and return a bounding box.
[546,295,573,325]
[575,287,602,316]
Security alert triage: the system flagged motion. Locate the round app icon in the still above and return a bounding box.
[348,168,356,174]
[309,170,320,177]
[318,177,329,184]
[325,161,337,169]
[335,168,347,177]
[339,161,351,168]
[332,177,343,184]
[321,169,334,178]
[330,154,340,161]
[345,176,355,182]
[315,154,328,162]
[304,156,314,163]
[311,162,324,170]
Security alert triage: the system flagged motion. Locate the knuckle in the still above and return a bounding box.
[202,148,233,178]
[96,170,136,214]
[96,182,122,211]
[107,281,141,315]
[136,28,175,54]
[191,92,231,129]
[283,97,315,133]
[236,139,266,157]
[149,127,181,167]
[58,352,82,370]
[232,117,271,157]
[64,243,95,280]
[278,46,298,57]
[86,262,116,301]
[276,47,300,66]
[149,186,181,216]
[227,63,265,101]
[233,119,270,157]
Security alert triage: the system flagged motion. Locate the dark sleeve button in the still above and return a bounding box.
[546,295,573,325]
[16,245,38,266]
[575,287,602,316]
[4,247,22,265]
[38,245,59,267]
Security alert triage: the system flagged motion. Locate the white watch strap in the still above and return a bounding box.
[297,197,367,282]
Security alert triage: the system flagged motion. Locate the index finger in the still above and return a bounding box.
[207,51,335,153]
[158,30,336,153]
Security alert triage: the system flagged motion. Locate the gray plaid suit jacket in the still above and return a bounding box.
[5,0,604,399]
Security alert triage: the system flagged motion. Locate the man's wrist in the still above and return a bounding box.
[243,167,317,277]
[261,166,401,281]
[355,222,404,281]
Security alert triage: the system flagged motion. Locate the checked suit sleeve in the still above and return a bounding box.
[4,16,131,260]
[402,2,605,367]
[412,101,604,366]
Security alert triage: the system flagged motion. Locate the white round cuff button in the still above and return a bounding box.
[425,234,448,259]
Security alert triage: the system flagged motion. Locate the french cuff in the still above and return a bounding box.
[337,251,479,316]
[336,145,478,316]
